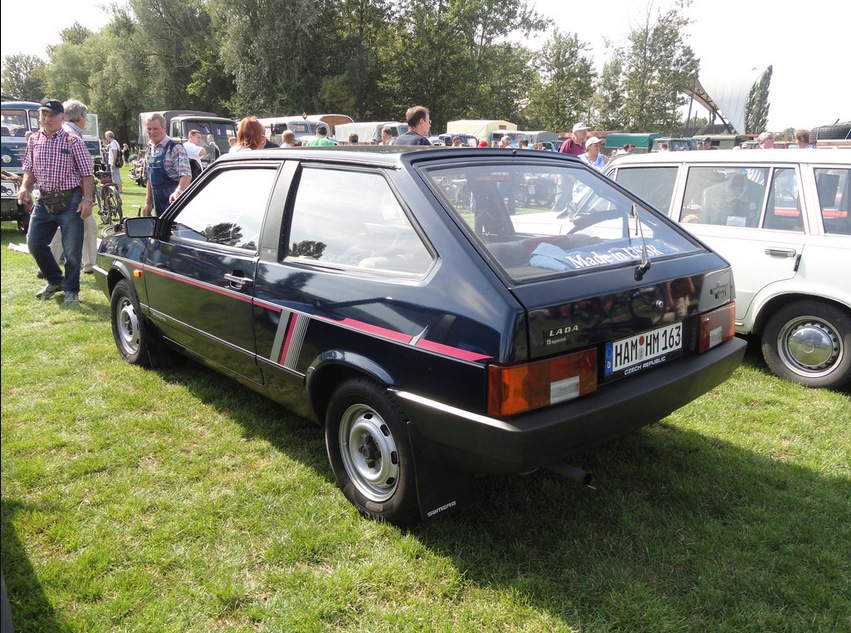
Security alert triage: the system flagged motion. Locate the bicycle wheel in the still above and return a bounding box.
[95,188,109,224]
[104,190,120,224]
[109,189,124,223]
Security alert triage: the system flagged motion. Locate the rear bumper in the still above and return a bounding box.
[395,337,747,474]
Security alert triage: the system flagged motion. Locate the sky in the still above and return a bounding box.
[2,0,848,133]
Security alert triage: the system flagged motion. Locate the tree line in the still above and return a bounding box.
[1,0,770,144]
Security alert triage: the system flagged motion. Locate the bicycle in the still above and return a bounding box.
[93,160,123,226]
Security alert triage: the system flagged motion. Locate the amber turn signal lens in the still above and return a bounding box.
[488,348,597,417]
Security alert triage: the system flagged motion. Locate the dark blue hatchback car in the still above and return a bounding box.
[95,147,746,524]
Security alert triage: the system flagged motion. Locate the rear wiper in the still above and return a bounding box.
[631,203,651,281]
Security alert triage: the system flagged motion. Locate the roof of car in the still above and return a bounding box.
[607,148,851,167]
[215,146,586,168]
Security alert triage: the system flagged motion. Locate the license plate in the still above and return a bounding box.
[605,322,683,378]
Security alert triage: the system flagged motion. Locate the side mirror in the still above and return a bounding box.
[124,216,157,238]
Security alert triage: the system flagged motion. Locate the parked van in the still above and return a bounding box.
[139,110,236,156]
[446,120,516,142]
[697,134,751,150]
[257,116,332,144]
[651,137,699,152]
[309,114,354,137]
[334,121,408,144]
[604,133,663,155]
[520,131,558,145]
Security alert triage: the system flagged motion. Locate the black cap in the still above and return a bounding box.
[39,99,64,115]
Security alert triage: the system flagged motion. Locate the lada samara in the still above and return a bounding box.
[96,147,746,524]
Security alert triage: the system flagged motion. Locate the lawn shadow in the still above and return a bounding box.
[0,499,64,633]
[412,422,850,631]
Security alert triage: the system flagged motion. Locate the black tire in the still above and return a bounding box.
[104,189,122,224]
[110,279,152,366]
[761,301,851,389]
[811,124,851,141]
[325,377,420,525]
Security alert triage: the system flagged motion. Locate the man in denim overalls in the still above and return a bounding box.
[142,113,191,216]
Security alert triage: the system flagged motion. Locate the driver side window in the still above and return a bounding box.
[169,167,276,251]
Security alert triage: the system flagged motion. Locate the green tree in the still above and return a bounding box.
[315,0,396,119]
[85,9,151,146]
[523,30,595,131]
[41,24,98,103]
[384,0,547,131]
[128,0,224,112]
[211,0,319,117]
[1,54,47,101]
[616,1,698,133]
[595,57,626,130]
[746,65,771,134]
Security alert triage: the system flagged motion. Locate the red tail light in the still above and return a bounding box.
[697,301,736,352]
[488,349,597,417]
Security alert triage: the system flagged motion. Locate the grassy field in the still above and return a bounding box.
[2,173,850,632]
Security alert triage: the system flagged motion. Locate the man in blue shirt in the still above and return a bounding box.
[393,106,432,146]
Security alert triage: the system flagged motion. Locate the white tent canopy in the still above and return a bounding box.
[689,68,764,135]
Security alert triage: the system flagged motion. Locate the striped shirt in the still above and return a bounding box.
[23,127,94,192]
[145,136,191,181]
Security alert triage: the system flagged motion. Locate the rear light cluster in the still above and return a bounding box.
[696,301,736,352]
[488,349,597,417]
[486,301,736,418]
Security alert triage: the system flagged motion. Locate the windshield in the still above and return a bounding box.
[422,159,702,281]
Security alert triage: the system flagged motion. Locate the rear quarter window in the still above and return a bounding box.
[286,167,432,276]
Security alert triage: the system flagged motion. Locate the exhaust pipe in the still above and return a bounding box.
[544,462,593,487]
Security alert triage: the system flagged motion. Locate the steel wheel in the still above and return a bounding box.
[325,377,419,525]
[110,279,150,366]
[339,403,400,502]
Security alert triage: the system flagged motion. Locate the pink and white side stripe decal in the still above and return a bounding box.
[279,312,310,370]
[266,305,491,371]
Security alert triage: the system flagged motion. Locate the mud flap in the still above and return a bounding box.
[407,422,473,522]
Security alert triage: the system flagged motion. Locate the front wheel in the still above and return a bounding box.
[761,301,851,389]
[110,279,152,366]
[325,377,419,525]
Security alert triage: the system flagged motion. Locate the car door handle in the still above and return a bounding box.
[224,272,253,288]
[764,248,797,258]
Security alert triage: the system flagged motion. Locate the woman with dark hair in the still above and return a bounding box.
[229,117,266,153]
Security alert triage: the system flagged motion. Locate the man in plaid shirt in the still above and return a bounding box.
[18,99,95,303]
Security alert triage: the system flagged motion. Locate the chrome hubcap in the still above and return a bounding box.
[779,317,841,377]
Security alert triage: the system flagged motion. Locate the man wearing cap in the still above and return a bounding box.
[581,136,607,170]
[18,99,95,303]
[698,137,716,150]
[558,122,590,156]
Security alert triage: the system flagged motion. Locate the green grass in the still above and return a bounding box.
[2,175,850,632]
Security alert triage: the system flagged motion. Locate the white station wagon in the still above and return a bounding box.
[603,149,850,389]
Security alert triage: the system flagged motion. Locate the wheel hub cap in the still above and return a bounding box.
[784,320,839,372]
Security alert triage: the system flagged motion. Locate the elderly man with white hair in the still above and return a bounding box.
[758,131,775,149]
